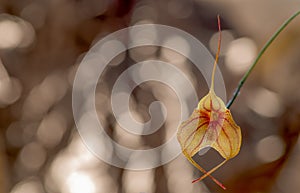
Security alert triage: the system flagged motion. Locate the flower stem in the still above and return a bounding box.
[226,10,300,108]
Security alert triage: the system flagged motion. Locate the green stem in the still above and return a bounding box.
[226,10,300,108]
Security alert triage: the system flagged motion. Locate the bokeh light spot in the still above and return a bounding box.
[65,172,95,193]
[20,142,47,171]
[11,179,44,193]
[37,110,67,148]
[0,14,35,49]
[256,135,285,163]
[225,37,257,74]
[161,35,190,64]
[0,17,23,49]
[247,87,283,117]
[209,30,235,56]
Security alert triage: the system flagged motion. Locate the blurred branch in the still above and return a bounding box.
[226,10,300,108]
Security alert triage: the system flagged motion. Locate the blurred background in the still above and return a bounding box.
[0,0,300,193]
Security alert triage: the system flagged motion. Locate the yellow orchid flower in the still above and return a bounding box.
[177,15,242,189]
